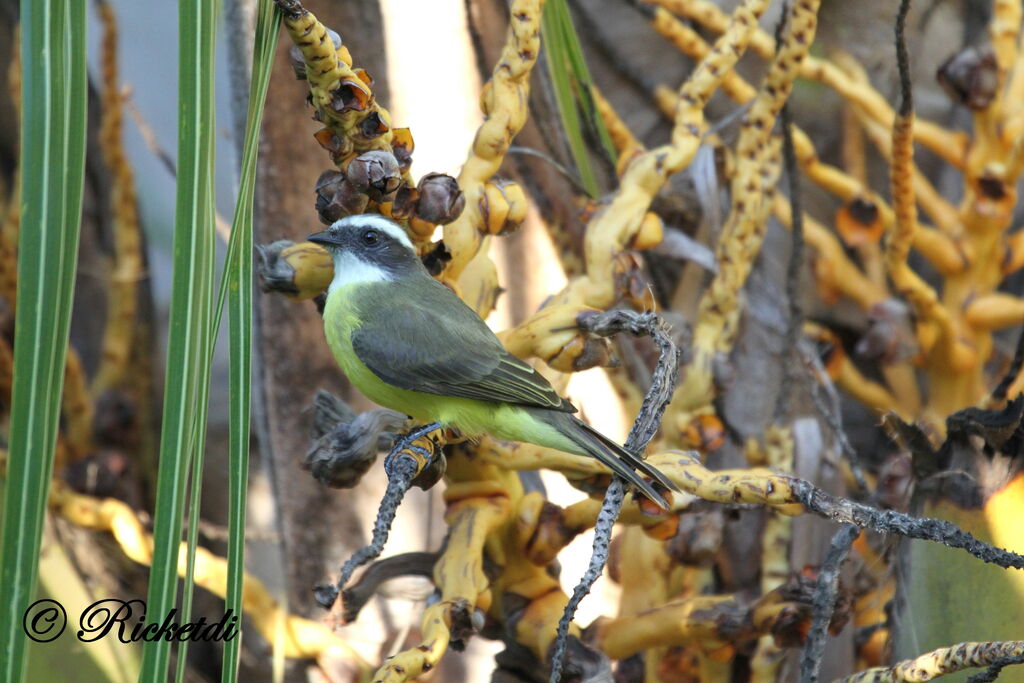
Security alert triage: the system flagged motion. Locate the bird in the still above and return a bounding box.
[307,214,677,506]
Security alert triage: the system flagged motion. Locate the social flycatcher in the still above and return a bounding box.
[308,215,676,505]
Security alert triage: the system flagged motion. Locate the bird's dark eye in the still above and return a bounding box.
[360,229,381,246]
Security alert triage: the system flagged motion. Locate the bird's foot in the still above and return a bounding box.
[382,421,444,478]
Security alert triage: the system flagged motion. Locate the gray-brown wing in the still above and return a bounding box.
[351,281,575,412]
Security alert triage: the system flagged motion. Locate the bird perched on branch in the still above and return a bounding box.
[309,215,676,506]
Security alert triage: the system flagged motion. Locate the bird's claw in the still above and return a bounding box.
[382,421,443,478]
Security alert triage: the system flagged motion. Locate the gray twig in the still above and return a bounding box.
[793,480,1024,569]
[339,551,438,623]
[800,524,860,683]
[895,0,914,118]
[548,310,682,683]
[966,654,1024,683]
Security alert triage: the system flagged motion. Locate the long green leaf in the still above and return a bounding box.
[139,0,218,678]
[175,171,217,683]
[177,3,281,679]
[175,334,213,682]
[554,1,616,165]
[541,1,596,196]
[221,3,280,679]
[540,0,617,197]
[0,1,88,680]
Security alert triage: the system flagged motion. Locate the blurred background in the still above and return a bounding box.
[5,0,1022,680]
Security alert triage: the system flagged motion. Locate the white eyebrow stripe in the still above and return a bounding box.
[331,215,415,251]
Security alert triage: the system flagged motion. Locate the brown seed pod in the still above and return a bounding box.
[835,196,883,247]
[328,79,371,116]
[936,44,998,110]
[313,127,354,163]
[314,169,368,224]
[382,185,419,222]
[355,110,390,141]
[347,150,401,202]
[416,173,465,225]
[479,180,528,235]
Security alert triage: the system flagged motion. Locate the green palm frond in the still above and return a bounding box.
[139,0,218,678]
[541,0,617,197]
[0,1,88,680]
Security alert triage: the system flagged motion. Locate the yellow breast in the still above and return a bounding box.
[323,284,447,421]
[320,283,569,450]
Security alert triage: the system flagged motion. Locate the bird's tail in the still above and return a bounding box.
[532,410,679,508]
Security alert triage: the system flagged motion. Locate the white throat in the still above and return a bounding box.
[328,250,393,295]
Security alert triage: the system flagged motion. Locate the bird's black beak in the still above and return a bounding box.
[307,231,342,247]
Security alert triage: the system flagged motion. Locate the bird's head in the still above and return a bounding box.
[308,215,421,289]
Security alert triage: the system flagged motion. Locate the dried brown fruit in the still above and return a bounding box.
[328,79,371,116]
[416,173,465,225]
[388,185,420,221]
[937,44,998,110]
[347,150,401,202]
[314,170,368,224]
[356,110,390,140]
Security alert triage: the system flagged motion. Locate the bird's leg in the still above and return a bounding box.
[383,420,444,477]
